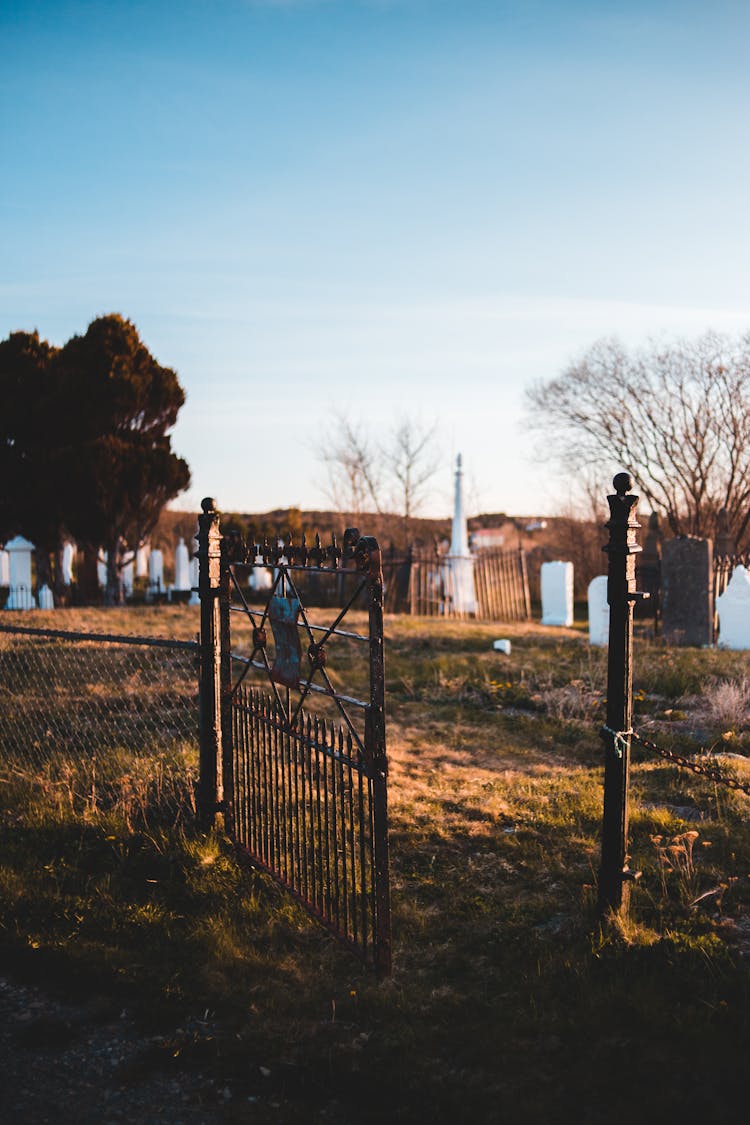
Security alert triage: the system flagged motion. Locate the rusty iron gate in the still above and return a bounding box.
[197,501,391,975]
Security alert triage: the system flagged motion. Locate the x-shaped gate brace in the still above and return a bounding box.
[224,528,380,762]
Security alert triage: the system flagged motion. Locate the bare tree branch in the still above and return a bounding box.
[316,412,441,536]
[319,413,384,519]
[525,332,750,546]
[382,417,441,534]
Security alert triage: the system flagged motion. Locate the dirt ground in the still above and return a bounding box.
[0,973,228,1124]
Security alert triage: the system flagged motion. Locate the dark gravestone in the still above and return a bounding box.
[661,536,713,646]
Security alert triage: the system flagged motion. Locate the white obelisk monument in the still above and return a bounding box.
[444,454,477,616]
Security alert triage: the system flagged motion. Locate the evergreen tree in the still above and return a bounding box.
[0,315,190,603]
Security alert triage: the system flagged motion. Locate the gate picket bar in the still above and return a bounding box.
[197,499,391,976]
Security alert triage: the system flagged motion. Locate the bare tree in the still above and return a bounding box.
[383,417,441,536]
[317,412,441,535]
[319,413,383,519]
[526,332,750,547]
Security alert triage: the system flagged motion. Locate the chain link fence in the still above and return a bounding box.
[0,623,200,826]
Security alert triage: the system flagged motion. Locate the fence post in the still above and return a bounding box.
[358,534,392,977]
[519,545,532,620]
[197,497,224,829]
[219,534,234,839]
[598,472,645,917]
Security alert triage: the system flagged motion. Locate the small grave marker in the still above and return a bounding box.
[587,575,609,646]
[661,537,713,646]
[174,537,191,591]
[61,542,75,585]
[716,565,750,650]
[541,561,573,627]
[5,535,36,609]
[136,542,150,578]
[122,555,134,597]
[148,548,164,594]
[38,584,54,609]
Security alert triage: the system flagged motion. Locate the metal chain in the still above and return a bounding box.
[630,730,750,796]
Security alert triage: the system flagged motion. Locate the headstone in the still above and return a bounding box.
[249,564,273,591]
[587,575,609,646]
[443,453,477,616]
[121,554,134,597]
[0,549,9,587]
[716,565,750,649]
[6,535,36,609]
[136,542,150,578]
[541,561,574,627]
[38,584,54,610]
[493,638,511,655]
[97,551,108,588]
[189,554,200,605]
[244,539,273,592]
[661,536,713,646]
[61,541,75,585]
[149,548,164,593]
[174,537,191,591]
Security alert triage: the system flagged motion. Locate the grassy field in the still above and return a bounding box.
[2,607,750,1122]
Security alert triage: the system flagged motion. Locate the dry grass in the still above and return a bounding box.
[695,675,750,733]
[2,608,750,1121]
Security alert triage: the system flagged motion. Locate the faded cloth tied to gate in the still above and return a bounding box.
[268,595,302,687]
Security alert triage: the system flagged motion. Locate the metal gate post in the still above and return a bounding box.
[598,473,646,917]
[197,497,224,829]
[218,523,234,839]
[359,535,392,977]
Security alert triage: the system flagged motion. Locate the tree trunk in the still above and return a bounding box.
[79,545,100,605]
[105,541,123,606]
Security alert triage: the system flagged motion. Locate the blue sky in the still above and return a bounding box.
[3,0,750,517]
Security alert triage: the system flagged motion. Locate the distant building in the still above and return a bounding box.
[470,528,506,550]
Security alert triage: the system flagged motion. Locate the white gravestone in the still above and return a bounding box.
[136,543,150,578]
[61,542,75,585]
[0,549,9,587]
[249,549,273,592]
[97,551,108,588]
[6,535,36,609]
[149,548,164,593]
[716,565,750,650]
[587,575,609,646]
[541,561,574,627]
[38,584,54,610]
[174,537,191,591]
[189,554,200,605]
[121,554,134,597]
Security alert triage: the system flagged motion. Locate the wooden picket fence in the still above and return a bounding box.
[381,545,530,622]
[473,546,531,621]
